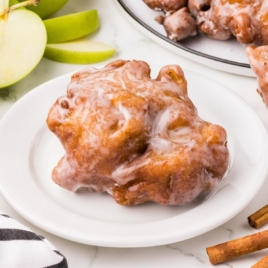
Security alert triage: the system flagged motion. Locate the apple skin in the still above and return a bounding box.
[44,39,116,64]
[19,0,69,19]
[9,0,20,6]
[0,9,47,88]
[44,9,100,43]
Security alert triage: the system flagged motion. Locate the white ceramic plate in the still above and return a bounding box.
[0,64,267,248]
[114,0,255,77]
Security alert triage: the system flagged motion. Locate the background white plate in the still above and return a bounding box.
[114,0,255,77]
[0,64,267,248]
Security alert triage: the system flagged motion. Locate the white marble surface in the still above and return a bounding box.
[1,0,268,267]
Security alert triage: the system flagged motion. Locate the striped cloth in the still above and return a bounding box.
[0,213,68,268]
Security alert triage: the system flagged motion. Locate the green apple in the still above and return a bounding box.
[0,0,47,88]
[44,9,100,43]
[44,38,116,64]
[19,0,68,19]
[9,0,19,5]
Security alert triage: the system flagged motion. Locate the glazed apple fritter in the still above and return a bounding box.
[143,0,268,45]
[246,45,268,106]
[47,60,229,206]
[197,0,268,45]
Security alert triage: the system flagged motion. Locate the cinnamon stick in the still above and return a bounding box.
[206,230,268,265]
[248,205,268,229]
[252,255,268,268]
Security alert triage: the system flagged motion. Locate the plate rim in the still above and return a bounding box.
[0,66,267,247]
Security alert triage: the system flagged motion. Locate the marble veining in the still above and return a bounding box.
[88,247,99,268]
[166,244,206,264]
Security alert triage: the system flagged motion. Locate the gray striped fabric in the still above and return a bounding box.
[0,213,68,268]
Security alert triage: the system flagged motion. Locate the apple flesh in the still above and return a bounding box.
[0,4,47,88]
[44,39,116,64]
[44,9,100,43]
[18,0,68,19]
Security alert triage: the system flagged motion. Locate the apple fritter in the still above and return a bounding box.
[197,0,268,45]
[246,45,268,106]
[142,0,187,12]
[47,60,229,205]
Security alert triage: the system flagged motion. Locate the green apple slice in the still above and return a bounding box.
[44,9,99,43]
[44,39,116,64]
[19,0,68,19]
[0,2,47,88]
